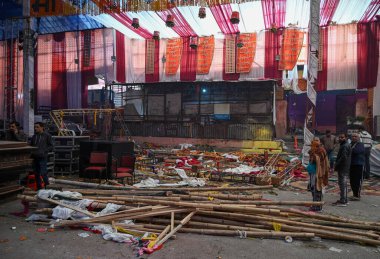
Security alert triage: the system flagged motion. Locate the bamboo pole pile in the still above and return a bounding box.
[17,184,380,250]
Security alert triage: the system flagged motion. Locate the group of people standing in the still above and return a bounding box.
[307,129,373,211]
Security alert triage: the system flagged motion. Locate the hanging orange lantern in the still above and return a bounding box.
[165,15,175,27]
[131,18,140,29]
[190,37,198,49]
[230,11,240,24]
[153,31,160,40]
[198,7,206,19]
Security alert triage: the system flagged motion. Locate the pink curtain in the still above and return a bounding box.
[180,38,197,82]
[320,0,341,26]
[264,31,281,80]
[209,4,239,34]
[145,39,160,83]
[261,0,286,80]
[65,31,82,109]
[36,35,52,109]
[357,22,380,89]
[0,41,5,119]
[360,0,380,22]
[51,33,67,109]
[81,30,95,108]
[116,30,126,83]
[261,0,286,29]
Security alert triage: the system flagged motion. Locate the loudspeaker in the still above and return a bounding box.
[79,140,134,178]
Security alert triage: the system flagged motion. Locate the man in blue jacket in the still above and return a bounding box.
[333,133,351,207]
[31,122,53,190]
[349,133,365,201]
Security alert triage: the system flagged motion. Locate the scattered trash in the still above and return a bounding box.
[11,226,16,230]
[329,247,342,253]
[19,235,27,241]
[37,228,47,232]
[78,232,90,238]
[285,236,293,243]
[0,239,9,243]
[311,237,322,242]
[371,204,378,207]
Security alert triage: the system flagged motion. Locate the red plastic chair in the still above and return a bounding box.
[84,152,108,183]
[115,155,136,185]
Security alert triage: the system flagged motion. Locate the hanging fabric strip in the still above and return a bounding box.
[145,39,155,75]
[157,7,197,37]
[145,39,160,82]
[279,29,304,71]
[116,30,126,83]
[320,0,341,26]
[316,27,328,91]
[236,33,257,73]
[208,3,239,34]
[359,0,380,22]
[197,36,215,75]
[261,0,286,29]
[165,38,183,75]
[224,35,236,74]
[51,32,67,109]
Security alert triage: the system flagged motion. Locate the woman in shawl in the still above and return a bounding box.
[307,137,330,212]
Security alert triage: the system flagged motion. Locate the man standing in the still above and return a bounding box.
[30,122,53,190]
[320,130,337,171]
[333,133,351,207]
[349,133,365,201]
[4,121,27,142]
[359,129,373,179]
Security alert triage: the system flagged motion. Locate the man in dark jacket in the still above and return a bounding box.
[333,133,351,207]
[349,133,365,200]
[4,121,27,142]
[31,122,53,190]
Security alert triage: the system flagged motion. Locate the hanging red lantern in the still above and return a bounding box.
[190,37,198,49]
[198,7,206,19]
[153,31,160,40]
[230,11,240,24]
[131,18,139,29]
[165,15,175,28]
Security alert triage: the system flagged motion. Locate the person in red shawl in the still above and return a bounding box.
[307,138,330,212]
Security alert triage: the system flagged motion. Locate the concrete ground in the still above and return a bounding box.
[0,189,380,259]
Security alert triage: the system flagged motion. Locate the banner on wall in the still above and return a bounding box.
[197,36,215,75]
[236,33,257,73]
[146,39,155,74]
[165,38,183,75]
[279,29,304,71]
[225,35,236,74]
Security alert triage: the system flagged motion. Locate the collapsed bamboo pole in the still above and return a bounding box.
[51,179,272,192]
[109,197,282,215]
[156,211,196,246]
[39,197,97,218]
[173,228,315,239]
[185,192,262,200]
[198,211,380,246]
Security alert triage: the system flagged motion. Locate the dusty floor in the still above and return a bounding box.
[0,189,380,259]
